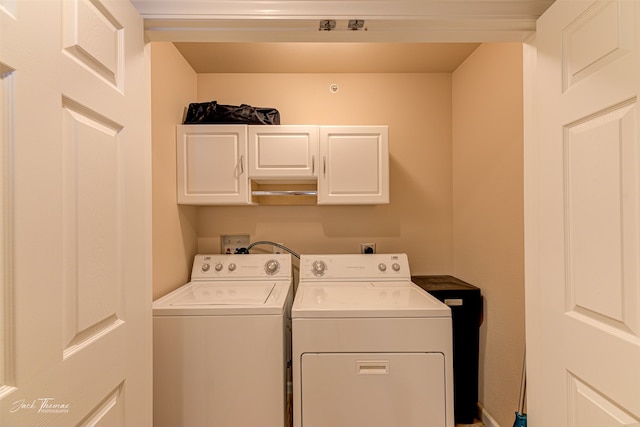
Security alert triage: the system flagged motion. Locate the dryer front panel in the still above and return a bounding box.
[300,352,446,427]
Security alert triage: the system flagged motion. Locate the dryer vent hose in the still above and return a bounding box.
[246,241,300,259]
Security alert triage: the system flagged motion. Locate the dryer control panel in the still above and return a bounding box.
[300,253,410,281]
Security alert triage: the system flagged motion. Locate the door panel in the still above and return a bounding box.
[176,125,250,204]
[0,0,151,425]
[61,99,124,354]
[248,125,318,179]
[62,0,123,86]
[318,126,389,204]
[564,101,639,335]
[561,0,635,91]
[530,0,640,425]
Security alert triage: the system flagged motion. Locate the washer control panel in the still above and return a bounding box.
[300,253,410,281]
[191,253,290,281]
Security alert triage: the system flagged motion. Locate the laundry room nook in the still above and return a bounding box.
[149,38,525,427]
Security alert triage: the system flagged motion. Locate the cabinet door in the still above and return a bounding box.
[176,125,250,204]
[248,125,318,180]
[318,126,389,204]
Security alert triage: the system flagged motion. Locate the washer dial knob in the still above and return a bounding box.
[312,260,327,276]
[392,263,401,272]
[265,260,280,275]
[228,263,236,271]
[214,263,224,272]
[201,263,210,272]
[378,263,387,272]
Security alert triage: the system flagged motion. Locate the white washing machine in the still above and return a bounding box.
[153,253,293,427]
[292,253,454,427]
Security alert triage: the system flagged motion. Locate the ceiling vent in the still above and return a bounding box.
[319,20,336,31]
[348,20,366,31]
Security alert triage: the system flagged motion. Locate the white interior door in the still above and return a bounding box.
[0,0,151,425]
[528,0,640,425]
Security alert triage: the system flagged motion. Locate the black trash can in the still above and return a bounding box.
[411,275,482,425]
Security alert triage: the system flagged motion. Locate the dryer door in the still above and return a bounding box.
[300,352,446,427]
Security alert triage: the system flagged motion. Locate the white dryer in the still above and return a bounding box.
[153,254,293,427]
[292,253,454,427]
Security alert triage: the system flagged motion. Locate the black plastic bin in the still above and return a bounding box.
[411,275,482,425]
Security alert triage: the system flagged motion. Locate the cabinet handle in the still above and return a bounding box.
[312,155,315,174]
[239,155,244,175]
[323,156,326,175]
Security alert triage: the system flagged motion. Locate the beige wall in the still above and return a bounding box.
[151,43,199,299]
[196,73,454,274]
[452,43,525,427]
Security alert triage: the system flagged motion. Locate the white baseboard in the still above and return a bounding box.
[477,404,502,427]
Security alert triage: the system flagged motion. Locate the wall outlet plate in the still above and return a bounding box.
[360,243,376,254]
[221,234,250,254]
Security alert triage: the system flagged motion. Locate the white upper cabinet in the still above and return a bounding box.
[177,124,389,205]
[248,125,318,181]
[176,125,251,205]
[318,126,389,205]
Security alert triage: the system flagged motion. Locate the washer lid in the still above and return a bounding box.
[292,282,451,318]
[153,280,291,316]
[174,282,275,305]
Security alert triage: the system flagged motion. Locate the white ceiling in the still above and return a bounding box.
[134,0,555,73]
[173,42,481,73]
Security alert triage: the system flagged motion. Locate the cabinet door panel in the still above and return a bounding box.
[319,126,389,204]
[177,125,250,204]
[248,125,318,180]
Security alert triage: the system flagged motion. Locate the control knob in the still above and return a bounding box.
[392,263,401,272]
[311,260,327,276]
[378,263,387,272]
[201,263,210,272]
[215,263,224,272]
[228,263,236,271]
[265,260,280,275]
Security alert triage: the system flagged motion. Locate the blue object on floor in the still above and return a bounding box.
[513,412,527,427]
[513,350,527,427]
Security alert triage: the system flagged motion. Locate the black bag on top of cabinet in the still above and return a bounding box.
[183,101,280,125]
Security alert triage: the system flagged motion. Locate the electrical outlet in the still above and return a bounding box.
[360,243,376,254]
[221,234,250,254]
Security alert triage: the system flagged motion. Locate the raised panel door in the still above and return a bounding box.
[177,124,250,205]
[0,0,151,425]
[318,126,389,205]
[529,0,640,424]
[248,125,318,180]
